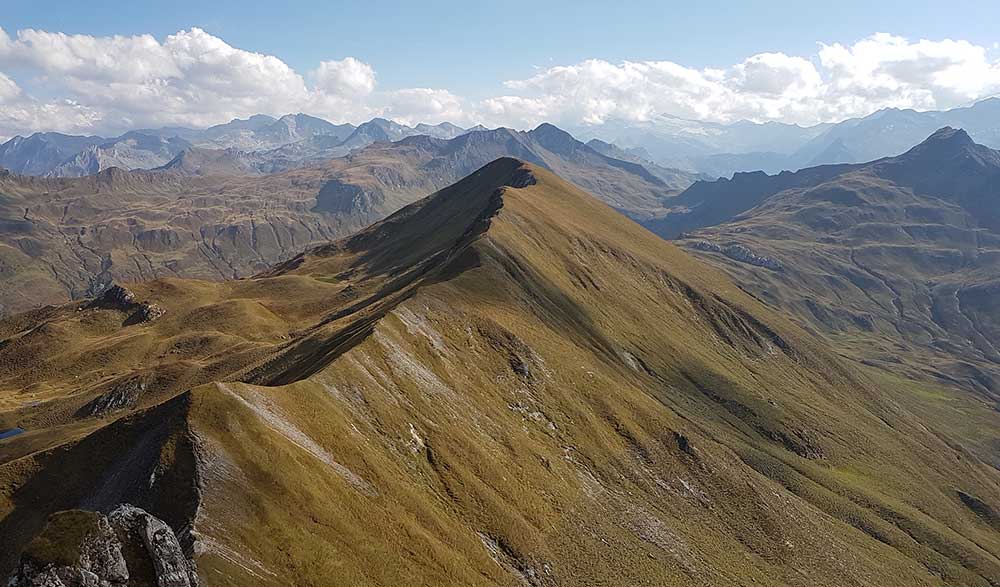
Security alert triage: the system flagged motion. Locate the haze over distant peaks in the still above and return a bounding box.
[0,115,481,178]
[571,97,1000,177]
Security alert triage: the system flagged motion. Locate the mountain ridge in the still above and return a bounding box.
[2,158,999,585]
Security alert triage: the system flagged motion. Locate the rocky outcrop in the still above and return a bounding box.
[109,506,199,587]
[7,505,198,587]
[79,378,147,417]
[91,285,138,310]
[127,303,166,325]
[688,240,783,271]
[87,285,165,325]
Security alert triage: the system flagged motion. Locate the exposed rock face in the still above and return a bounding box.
[79,378,147,417]
[687,240,783,271]
[91,285,138,310]
[109,506,198,587]
[7,505,198,587]
[87,285,165,325]
[129,303,166,325]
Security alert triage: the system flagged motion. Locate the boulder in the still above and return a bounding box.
[7,505,198,587]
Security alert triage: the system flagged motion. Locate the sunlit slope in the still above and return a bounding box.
[1,159,999,585]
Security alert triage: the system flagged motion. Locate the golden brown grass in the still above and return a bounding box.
[0,159,998,585]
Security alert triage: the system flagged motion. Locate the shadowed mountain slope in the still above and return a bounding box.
[1,160,999,586]
[668,128,1000,418]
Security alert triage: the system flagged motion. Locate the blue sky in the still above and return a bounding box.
[0,0,999,136]
[4,0,999,96]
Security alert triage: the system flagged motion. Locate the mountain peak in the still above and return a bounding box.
[924,126,973,145]
[528,122,580,154]
[898,126,988,164]
[289,157,537,278]
[530,122,571,138]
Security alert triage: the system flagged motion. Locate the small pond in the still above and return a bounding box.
[0,427,25,440]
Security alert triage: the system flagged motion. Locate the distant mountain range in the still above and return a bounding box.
[656,127,1000,408]
[571,97,1000,177]
[0,115,477,178]
[0,123,697,315]
[7,97,1000,181]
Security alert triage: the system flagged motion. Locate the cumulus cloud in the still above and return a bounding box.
[0,27,316,132]
[817,33,1000,112]
[313,57,376,97]
[487,33,1000,128]
[380,88,467,126]
[0,71,21,101]
[0,28,998,138]
[0,27,460,136]
[0,70,101,140]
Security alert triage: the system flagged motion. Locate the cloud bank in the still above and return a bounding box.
[0,28,998,138]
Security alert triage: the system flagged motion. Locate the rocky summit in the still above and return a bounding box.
[1,159,998,585]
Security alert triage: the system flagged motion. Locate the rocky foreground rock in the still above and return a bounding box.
[7,504,198,587]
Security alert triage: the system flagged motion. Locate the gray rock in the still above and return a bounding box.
[688,240,783,271]
[80,378,147,417]
[131,303,166,324]
[87,284,165,325]
[7,505,197,587]
[109,505,198,587]
[6,510,128,587]
[91,285,138,311]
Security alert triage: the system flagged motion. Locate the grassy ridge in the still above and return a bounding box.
[0,160,998,585]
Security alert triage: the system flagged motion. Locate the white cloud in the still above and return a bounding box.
[0,28,177,83]
[728,53,822,97]
[488,33,1000,128]
[0,29,999,138]
[479,95,552,129]
[380,88,467,126]
[0,27,317,132]
[0,71,21,101]
[313,57,376,97]
[0,71,101,140]
[817,33,1000,111]
[0,27,457,136]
